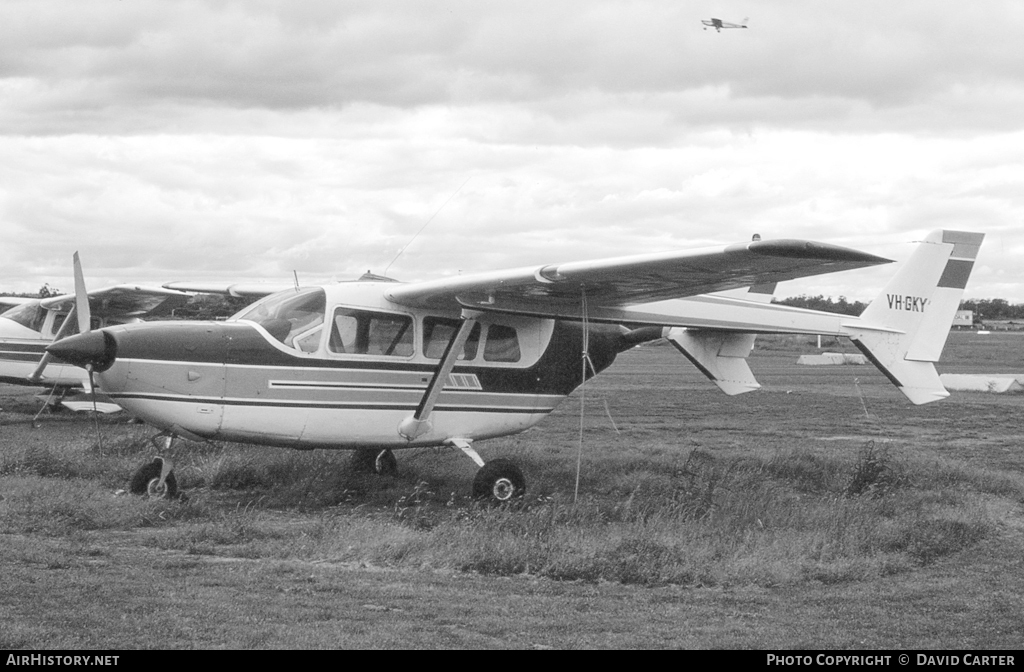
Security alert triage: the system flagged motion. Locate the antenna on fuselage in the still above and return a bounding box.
[383,177,471,278]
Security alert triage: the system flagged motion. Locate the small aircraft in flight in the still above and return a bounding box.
[0,256,190,413]
[47,230,983,502]
[702,17,748,31]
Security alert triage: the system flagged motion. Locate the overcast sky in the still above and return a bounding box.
[1,0,1022,302]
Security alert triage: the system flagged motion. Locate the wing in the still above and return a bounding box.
[164,272,399,298]
[39,285,191,319]
[162,281,295,298]
[0,296,35,313]
[384,238,891,316]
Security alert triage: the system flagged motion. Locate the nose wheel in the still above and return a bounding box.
[129,456,178,499]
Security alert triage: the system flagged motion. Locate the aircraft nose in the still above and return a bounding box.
[46,330,118,372]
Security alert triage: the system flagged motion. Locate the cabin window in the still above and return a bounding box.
[2,301,46,332]
[293,327,324,353]
[483,324,521,362]
[328,308,413,357]
[422,317,481,360]
[235,288,326,352]
[50,312,101,337]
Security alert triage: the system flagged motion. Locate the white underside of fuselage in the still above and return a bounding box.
[101,358,563,448]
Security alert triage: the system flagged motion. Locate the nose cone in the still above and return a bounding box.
[46,330,118,372]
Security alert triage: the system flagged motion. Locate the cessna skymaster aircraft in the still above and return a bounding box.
[0,260,190,412]
[702,17,748,31]
[47,230,982,502]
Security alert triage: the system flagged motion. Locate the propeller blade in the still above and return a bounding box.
[73,251,91,334]
[27,303,79,382]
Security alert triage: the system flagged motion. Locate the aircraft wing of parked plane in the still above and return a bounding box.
[0,296,35,313]
[161,281,297,298]
[48,230,983,502]
[36,285,190,320]
[382,239,885,314]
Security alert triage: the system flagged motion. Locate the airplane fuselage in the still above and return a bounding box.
[0,303,89,387]
[81,282,637,449]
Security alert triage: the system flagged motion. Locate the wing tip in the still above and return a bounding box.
[747,239,892,265]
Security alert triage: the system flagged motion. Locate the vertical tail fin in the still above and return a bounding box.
[844,230,984,404]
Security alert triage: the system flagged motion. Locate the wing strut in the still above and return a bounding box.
[397,311,479,441]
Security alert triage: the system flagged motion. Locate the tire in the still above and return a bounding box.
[472,458,526,503]
[129,458,178,499]
[349,449,378,474]
[350,448,397,475]
[374,449,398,476]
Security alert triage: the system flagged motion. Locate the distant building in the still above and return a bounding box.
[953,310,974,328]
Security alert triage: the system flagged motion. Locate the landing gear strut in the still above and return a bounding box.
[350,448,398,476]
[448,439,526,504]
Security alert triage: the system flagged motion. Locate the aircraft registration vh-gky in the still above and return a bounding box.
[46,230,983,502]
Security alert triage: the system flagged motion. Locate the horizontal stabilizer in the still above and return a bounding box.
[665,327,760,395]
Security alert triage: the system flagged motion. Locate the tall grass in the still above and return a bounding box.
[2,427,1016,587]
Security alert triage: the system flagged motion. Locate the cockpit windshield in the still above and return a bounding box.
[234,288,326,353]
[1,301,45,333]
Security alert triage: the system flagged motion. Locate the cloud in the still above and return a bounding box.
[4,0,1024,135]
[0,1,1021,303]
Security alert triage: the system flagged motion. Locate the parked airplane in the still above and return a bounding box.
[0,259,190,413]
[47,230,983,502]
[702,17,748,31]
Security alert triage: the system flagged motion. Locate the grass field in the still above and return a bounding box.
[1,330,1022,649]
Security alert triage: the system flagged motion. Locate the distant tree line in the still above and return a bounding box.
[171,293,253,320]
[957,298,1024,321]
[0,284,63,299]
[774,295,867,316]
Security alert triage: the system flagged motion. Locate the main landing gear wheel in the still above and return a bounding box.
[375,449,398,476]
[129,457,178,499]
[472,458,526,504]
[350,448,398,476]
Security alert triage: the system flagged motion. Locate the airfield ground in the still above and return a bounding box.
[1,331,1022,649]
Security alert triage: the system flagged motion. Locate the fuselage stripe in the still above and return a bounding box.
[105,392,555,414]
[268,380,425,391]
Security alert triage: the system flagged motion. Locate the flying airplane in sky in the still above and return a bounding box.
[0,258,190,413]
[702,17,748,31]
[47,230,983,502]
